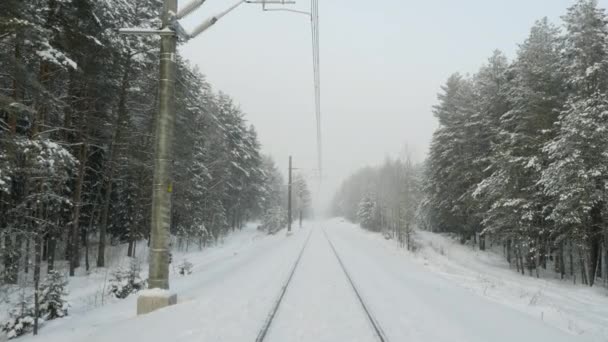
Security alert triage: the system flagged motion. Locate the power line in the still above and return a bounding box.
[311,0,322,182]
[252,0,322,189]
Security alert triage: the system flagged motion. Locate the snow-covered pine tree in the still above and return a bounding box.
[292,174,312,224]
[259,155,285,214]
[423,73,477,238]
[540,0,608,286]
[357,193,378,230]
[331,154,422,244]
[466,51,511,247]
[261,207,287,234]
[96,0,163,266]
[2,291,35,339]
[399,153,421,250]
[331,167,377,222]
[475,18,565,269]
[0,0,278,314]
[239,126,266,222]
[109,258,146,299]
[38,270,69,320]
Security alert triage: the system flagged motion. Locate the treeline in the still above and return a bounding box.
[258,162,312,233]
[0,0,285,289]
[423,0,608,286]
[332,155,422,250]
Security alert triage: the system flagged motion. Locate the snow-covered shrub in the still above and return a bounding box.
[408,233,421,252]
[39,271,69,320]
[2,293,35,339]
[357,194,379,230]
[178,259,193,276]
[109,258,146,299]
[261,207,287,234]
[1,272,69,339]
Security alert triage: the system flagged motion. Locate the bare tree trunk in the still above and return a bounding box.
[127,239,134,257]
[24,237,30,274]
[3,234,17,284]
[559,242,566,280]
[604,234,608,287]
[97,169,112,266]
[15,233,23,278]
[406,222,411,251]
[541,240,548,270]
[596,244,602,280]
[98,57,132,267]
[69,142,87,276]
[84,227,89,272]
[518,247,525,275]
[33,235,41,335]
[2,32,22,285]
[579,249,588,286]
[588,235,600,287]
[528,250,534,277]
[9,30,23,133]
[570,241,576,284]
[42,234,48,262]
[47,234,56,273]
[514,243,520,274]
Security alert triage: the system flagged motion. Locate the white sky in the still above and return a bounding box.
[179,0,608,210]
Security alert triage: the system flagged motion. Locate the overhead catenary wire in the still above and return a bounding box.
[311,0,322,182]
[252,0,323,204]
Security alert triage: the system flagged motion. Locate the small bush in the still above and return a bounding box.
[1,272,70,339]
[109,258,146,299]
[39,271,69,320]
[178,259,193,276]
[261,207,287,234]
[2,293,35,339]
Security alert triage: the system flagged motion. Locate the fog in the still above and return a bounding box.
[179,0,606,211]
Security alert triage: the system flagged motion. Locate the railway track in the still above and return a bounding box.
[322,228,389,342]
[254,227,389,342]
[255,229,313,342]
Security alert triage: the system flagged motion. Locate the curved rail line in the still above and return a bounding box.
[255,230,313,342]
[322,228,389,342]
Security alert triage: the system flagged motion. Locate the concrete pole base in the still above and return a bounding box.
[137,289,177,315]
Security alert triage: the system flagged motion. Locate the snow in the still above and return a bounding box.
[264,229,377,342]
[10,220,608,342]
[413,229,608,341]
[17,223,310,342]
[35,43,77,70]
[324,219,607,342]
[138,289,174,298]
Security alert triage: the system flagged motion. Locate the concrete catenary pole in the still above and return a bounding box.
[125,0,299,315]
[287,156,292,232]
[148,0,177,290]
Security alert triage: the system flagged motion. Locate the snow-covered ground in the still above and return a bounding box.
[16,223,310,342]
[414,228,608,340]
[325,218,608,342]
[264,228,377,342]
[8,219,608,341]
